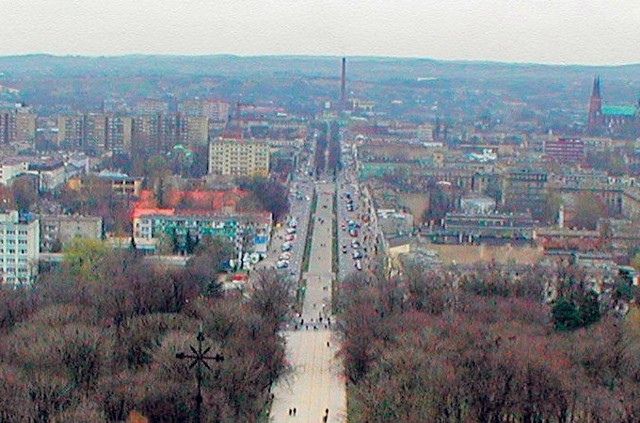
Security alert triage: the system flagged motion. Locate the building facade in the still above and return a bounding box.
[39,215,103,252]
[502,168,548,214]
[208,139,270,177]
[543,137,585,163]
[0,104,36,145]
[133,210,272,254]
[0,158,28,185]
[442,211,535,244]
[0,211,39,284]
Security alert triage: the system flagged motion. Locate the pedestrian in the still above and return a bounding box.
[326,408,329,415]
[293,408,297,416]
[289,408,292,416]
[327,342,330,347]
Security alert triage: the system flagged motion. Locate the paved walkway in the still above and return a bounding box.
[271,183,347,422]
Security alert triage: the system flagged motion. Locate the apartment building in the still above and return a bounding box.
[39,215,103,252]
[178,115,209,146]
[105,115,133,153]
[208,139,270,177]
[179,99,229,123]
[133,209,272,254]
[0,211,39,285]
[133,99,170,115]
[0,158,28,185]
[0,104,36,145]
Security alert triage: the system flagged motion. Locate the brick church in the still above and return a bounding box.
[587,76,640,137]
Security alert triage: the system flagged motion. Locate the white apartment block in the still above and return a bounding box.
[0,159,28,185]
[0,211,39,285]
[208,139,270,177]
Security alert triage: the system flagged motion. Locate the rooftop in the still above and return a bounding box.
[602,105,637,117]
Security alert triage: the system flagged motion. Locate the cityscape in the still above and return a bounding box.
[2,2,640,422]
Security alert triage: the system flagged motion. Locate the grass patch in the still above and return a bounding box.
[301,190,317,273]
[332,188,339,275]
[296,278,307,311]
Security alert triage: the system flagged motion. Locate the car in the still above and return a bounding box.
[352,251,363,259]
[285,234,295,241]
[279,252,291,260]
[351,240,361,249]
[355,260,362,271]
[286,227,296,234]
[349,228,358,237]
[276,260,289,269]
[281,242,292,252]
[288,219,298,228]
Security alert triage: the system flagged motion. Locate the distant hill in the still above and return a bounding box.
[1,54,639,81]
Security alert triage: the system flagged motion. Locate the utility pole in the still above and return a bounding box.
[176,327,225,423]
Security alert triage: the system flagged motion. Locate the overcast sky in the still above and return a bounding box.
[1,0,639,65]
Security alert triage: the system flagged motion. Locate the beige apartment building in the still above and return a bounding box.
[208,139,270,177]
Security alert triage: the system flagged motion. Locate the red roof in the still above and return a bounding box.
[131,188,249,219]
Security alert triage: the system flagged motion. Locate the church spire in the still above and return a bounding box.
[592,75,601,99]
[587,76,604,134]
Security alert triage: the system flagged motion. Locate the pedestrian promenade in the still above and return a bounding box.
[270,183,347,422]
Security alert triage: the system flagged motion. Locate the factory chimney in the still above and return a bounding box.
[340,57,346,109]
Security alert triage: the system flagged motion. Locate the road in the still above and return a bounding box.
[336,136,379,283]
[270,182,347,423]
[256,179,313,292]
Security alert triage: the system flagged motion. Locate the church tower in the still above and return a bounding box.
[587,76,604,133]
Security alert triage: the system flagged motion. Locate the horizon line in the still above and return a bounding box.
[0,52,638,68]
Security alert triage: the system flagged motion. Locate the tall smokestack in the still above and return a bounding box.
[340,57,346,108]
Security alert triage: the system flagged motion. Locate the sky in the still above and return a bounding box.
[1,0,639,65]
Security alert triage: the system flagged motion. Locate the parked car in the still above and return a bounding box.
[279,252,291,260]
[352,251,363,259]
[276,260,289,269]
[285,234,295,241]
[281,242,292,252]
[355,260,362,271]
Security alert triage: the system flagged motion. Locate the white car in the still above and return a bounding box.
[276,260,289,269]
[279,252,291,260]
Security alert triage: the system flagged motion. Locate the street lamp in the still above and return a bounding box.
[176,327,224,423]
